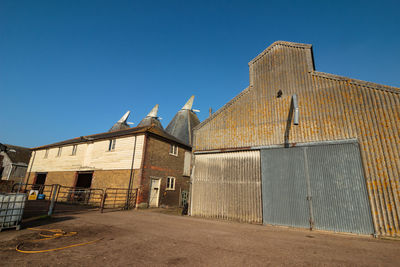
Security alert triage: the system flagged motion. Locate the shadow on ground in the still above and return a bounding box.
[21,216,76,229]
[144,207,184,216]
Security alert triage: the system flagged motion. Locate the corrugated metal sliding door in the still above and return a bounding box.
[261,147,310,228]
[261,142,375,235]
[191,151,262,223]
[306,143,374,234]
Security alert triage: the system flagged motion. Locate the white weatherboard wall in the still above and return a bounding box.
[30,135,145,172]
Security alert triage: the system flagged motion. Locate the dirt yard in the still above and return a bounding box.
[1,209,399,266]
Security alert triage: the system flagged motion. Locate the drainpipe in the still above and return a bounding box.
[126,135,137,209]
[284,94,299,147]
[136,133,149,208]
[25,151,36,191]
[292,94,299,125]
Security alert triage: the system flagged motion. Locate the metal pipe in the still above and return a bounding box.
[292,94,299,125]
[48,184,59,216]
[126,135,137,209]
[136,133,149,208]
[25,151,36,191]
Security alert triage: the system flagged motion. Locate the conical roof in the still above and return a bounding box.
[166,96,200,145]
[109,111,131,132]
[137,104,163,129]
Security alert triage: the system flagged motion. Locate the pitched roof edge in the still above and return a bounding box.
[193,86,251,131]
[32,124,191,151]
[311,71,400,94]
[4,144,31,151]
[32,126,153,150]
[248,41,312,66]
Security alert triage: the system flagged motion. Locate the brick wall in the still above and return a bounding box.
[139,135,190,207]
[92,169,141,189]
[25,171,76,187]
[25,169,141,190]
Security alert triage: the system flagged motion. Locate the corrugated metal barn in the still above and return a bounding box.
[191,41,400,237]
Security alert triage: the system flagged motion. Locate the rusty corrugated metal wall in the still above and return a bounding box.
[193,41,400,237]
[191,151,262,223]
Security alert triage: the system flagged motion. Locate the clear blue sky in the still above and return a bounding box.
[1,0,399,148]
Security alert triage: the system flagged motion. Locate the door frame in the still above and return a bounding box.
[33,172,48,185]
[149,177,161,207]
[74,171,94,188]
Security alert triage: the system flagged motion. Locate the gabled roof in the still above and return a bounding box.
[32,125,191,150]
[248,40,313,67]
[2,144,31,165]
[195,40,400,131]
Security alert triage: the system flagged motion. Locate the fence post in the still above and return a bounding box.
[48,184,59,216]
[135,188,140,210]
[100,192,107,213]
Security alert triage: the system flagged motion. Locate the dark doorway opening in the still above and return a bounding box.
[33,173,47,193]
[35,173,47,185]
[75,172,93,188]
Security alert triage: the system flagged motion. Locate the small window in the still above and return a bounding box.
[44,149,49,159]
[71,145,77,156]
[57,147,62,157]
[166,177,175,190]
[169,144,178,156]
[108,139,116,151]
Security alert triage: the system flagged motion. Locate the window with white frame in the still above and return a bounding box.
[44,149,49,159]
[71,145,77,156]
[108,139,116,151]
[169,144,178,156]
[166,177,175,190]
[57,147,62,157]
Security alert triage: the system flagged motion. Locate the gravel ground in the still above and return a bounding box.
[0,209,399,266]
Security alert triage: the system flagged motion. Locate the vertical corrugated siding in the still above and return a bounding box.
[306,143,375,234]
[193,43,400,236]
[191,151,262,223]
[260,147,310,228]
[260,143,375,234]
